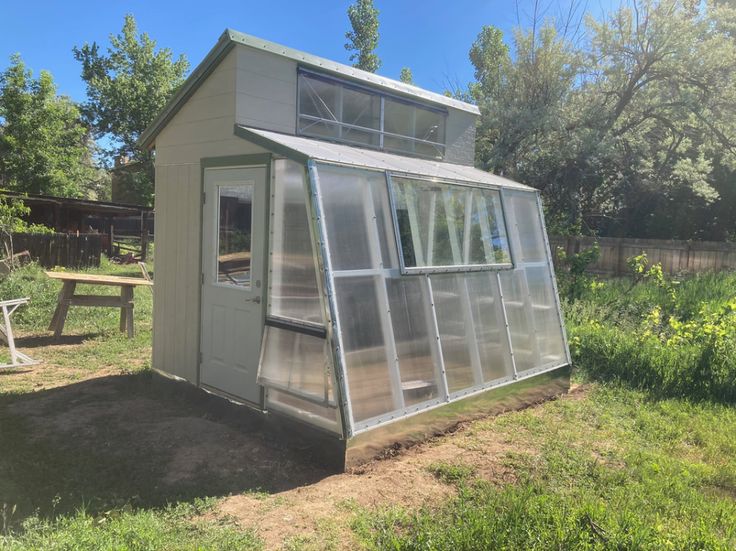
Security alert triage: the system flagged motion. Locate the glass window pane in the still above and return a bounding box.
[297,72,446,159]
[217,184,253,287]
[342,87,380,147]
[414,106,445,147]
[269,160,322,324]
[384,98,414,141]
[299,74,339,121]
[390,176,511,271]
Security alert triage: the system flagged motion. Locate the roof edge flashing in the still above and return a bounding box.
[226,29,479,116]
[138,30,235,150]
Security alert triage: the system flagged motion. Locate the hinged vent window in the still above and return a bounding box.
[388,176,512,274]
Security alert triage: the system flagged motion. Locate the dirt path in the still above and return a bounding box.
[1,342,580,550]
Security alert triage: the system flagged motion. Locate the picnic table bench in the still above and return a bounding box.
[45,271,153,338]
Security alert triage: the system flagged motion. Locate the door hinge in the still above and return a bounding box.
[201,272,204,284]
[202,191,206,204]
[199,352,203,364]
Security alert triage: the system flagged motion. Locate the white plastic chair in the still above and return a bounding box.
[0,297,40,369]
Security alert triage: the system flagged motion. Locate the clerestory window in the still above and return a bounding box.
[297,69,446,159]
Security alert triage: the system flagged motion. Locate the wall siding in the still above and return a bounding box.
[153,48,268,382]
[235,46,298,134]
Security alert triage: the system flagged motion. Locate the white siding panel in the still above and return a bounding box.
[235,93,296,133]
[235,44,297,134]
[156,140,268,166]
[236,46,298,84]
[196,49,237,99]
[170,92,235,126]
[152,165,168,374]
[156,117,235,148]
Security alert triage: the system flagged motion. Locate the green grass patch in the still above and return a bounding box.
[1,500,260,550]
[355,385,736,550]
[426,461,476,485]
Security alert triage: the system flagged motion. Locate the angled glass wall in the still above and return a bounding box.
[257,159,341,434]
[309,163,568,434]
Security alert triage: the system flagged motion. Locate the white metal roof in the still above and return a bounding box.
[226,30,480,115]
[234,125,534,192]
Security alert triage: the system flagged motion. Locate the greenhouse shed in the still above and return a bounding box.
[141,29,570,468]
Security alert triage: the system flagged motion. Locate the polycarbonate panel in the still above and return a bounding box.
[266,389,340,433]
[431,274,477,392]
[389,176,511,272]
[525,266,566,363]
[316,165,397,271]
[269,160,322,323]
[258,326,333,403]
[466,272,515,382]
[386,277,440,406]
[334,276,396,422]
[507,191,546,263]
[499,268,538,373]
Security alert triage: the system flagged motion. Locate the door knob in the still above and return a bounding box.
[246,296,261,304]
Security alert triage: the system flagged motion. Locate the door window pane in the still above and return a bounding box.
[217,184,253,287]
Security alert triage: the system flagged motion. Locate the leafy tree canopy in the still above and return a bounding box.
[345,0,381,72]
[73,14,188,205]
[470,0,736,241]
[0,54,97,197]
[399,67,414,84]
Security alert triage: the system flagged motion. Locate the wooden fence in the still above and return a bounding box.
[10,233,103,269]
[549,235,736,276]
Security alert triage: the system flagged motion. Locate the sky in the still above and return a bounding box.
[0,0,615,104]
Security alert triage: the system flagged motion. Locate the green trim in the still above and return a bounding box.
[233,126,311,163]
[200,153,273,169]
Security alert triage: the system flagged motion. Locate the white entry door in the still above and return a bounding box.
[200,166,267,405]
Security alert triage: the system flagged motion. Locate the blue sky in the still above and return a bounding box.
[1,0,612,103]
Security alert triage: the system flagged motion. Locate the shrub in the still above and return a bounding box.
[566,261,736,403]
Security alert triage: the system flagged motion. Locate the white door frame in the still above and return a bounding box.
[197,154,271,407]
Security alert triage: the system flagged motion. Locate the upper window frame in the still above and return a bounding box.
[385,172,515,275]
[296,68,448,160]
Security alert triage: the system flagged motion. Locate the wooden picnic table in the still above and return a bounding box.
[45,271,153,338]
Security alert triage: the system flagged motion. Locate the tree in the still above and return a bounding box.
[345,0,381,72]
[470,0,736,240]
[74,14,188,205]
[399,67,414,84]
[0,54,98,197]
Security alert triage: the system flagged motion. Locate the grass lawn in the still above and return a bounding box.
[0,260,734,549]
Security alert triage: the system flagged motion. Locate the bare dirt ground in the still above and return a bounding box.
[1,343,578,550]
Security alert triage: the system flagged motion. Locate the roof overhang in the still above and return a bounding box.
[234,125,534,192]
[139,29,480,150]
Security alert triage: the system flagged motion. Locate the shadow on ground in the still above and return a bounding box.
[0,372,336,524]
[16,333,99,348]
